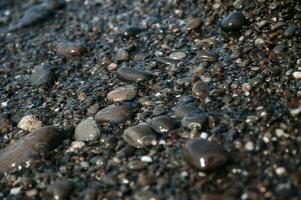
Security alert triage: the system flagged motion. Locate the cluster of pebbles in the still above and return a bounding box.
[0,0,300,199]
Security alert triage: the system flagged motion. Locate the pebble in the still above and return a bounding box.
[56,42,86,57]
[123,124,156,148]
[293,71,301,79]
[0,117,13,134]
[197,50,218,62]
[182,138,228,171]
[18,115,42,132]
[175,103,200,118]
[127,160,147,170]
[186,17,202,31]
[168,52,186,60]
[123,26,145,37]
[181,113,208,130]
[107,85,138,102]
[0,126,70,172]
[140,156,152,163]
[117,50,131,62]
[156,57,179,66]
[31,64,55,86]
[47,181,74,200]
[117,67,153,83]
[272,45,287,56]
[66,141,85,152]
[94,104,132,124]
[221,11,246,32]
[192,81,209,99]
[74,117,100,141]
[149,115,178,133]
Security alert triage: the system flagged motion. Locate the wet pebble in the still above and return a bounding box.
[221,11,246,32]
[0,126,69,172]
[127,160,147,170]
[56,42,86,57]
[197,50,218,62]
[31,64,55,86]
[181,112,208,130]
[149,115,178,133]
[18,115,42,132]
[175,103,200,118]
[183,138,228,171]
[192,81,209,99]
[107,85,138,102]
[122,26,145,37]
[123,124,156,148]
[0,117,13,134]
[169,51,186,60]
[47,181,74,200]
[186,17,202,31]
[94,104,132,124]
[74,117,100,141]
[273,45,287,56]
[117,67,153,83]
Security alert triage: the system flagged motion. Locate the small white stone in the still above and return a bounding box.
[200,132,208,139]
[262,136,270,143]
[275,167,286,176]
[245,141,254,151]
[10,187,22,195]
[66,141,85,152]
[180,171,188,177]
[18,115,42,132]
[1,102,8,107]
[293,71,301,79]
[275,129,285,137]
[158,139,166,145]
[141,156,152,163]
[255,38,264,45]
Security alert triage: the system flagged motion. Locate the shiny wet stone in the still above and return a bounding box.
[107,85,138,102]
[56,42,86,57]
[197,50,218,62]
[94,104,132,124]
[181,112,208,130]
[117,67,153,83]
[127,160,148,170]
[123,124,156,148]
[0,126,70,172]
[186,17,202,31]
[192,81,209,99]
[175,103,201,118]
[183,138,228,171]
[221,11,246,32]
[31,64,55,86]
[149,115,178,134]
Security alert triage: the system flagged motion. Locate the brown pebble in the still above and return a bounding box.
[56,42,86,57]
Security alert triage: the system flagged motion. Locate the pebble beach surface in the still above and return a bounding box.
[0,0,300,199]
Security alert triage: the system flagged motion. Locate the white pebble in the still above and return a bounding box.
[1,102,8,107]
[141,156,152,163]
[18,115,42,132]
[10,187,22,195]
[275,167,286,176]
[66,141,85,152]
[275,129,285,137]
[293,71,301,79]
[200,132,208,139]
[245,141,254,151]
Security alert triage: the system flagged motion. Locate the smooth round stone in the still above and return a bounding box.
[123,26,145,37]
[107,85,137,102]
[169,52,186,60]
[192,81,209,99]
[197,50,218,62]
[182,138,228,171]
[273,45,287,56]
[74,117,100,141]
[117,67,153,83]
[127,160,147,170]
[18,115,42,132]
[221,11,246,32]
[149,116,178,133]
[94,104,132,124]
[123,124,156,148]
[185,17,202,31]
[31,64,55,86]
[156,57,179,66]
[181,113,208,130]
[47,181,74,200]
[175,103,200,118]
[56,42,86,57]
